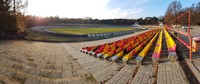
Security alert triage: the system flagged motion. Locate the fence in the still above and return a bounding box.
[165,10,193,60]
[0,32,25,40]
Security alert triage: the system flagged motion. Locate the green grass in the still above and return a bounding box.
[26,27,137,42]
[48,28,135,35]
[25,31,72,42]
[25,31,108,42]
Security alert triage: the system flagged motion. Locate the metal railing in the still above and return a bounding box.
[165,10,193,61]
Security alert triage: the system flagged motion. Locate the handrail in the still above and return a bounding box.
[166,10,193,61]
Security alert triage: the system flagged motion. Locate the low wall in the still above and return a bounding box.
[86,30,135,38]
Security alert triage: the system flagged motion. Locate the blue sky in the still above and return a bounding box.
[27,0,200,19]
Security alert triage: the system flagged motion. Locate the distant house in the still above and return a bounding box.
[171,25,180,28]
[159,22,163,26]
[132,22,141,27]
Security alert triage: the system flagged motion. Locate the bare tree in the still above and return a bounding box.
[14,0,28,33]
[0,0,28,39]
[164,1,182,24]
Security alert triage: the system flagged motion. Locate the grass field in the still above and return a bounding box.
[48,28,135,35]
[26,31,116,42]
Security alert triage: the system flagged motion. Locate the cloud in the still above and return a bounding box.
[27,0,153,19]
[106,0,153,18]
[27,0,110,19]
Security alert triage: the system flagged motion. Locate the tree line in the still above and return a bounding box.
[1,0,200,38]
[26,16,159,27]
[0,0,28,38]
[165,1,200,25]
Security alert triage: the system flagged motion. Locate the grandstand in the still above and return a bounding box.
[80,28,177,64]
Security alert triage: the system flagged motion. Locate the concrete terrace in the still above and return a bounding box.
[0,27,199,84]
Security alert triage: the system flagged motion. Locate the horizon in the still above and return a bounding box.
[27,0,199,19]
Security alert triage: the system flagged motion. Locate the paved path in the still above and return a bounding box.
[131,65,155,84]
[0,41,95,84]
[157,62,188,84]
[106,65,136,84]
[173,26,200,37]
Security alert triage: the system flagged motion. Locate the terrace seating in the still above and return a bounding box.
[96,44,110,57]
[135,31,160,64]
[122,31,159,62]
[152,30,163,65]
[80,29,160,63]
[164,28,176,52]
[111,36,146,60]
[91,44,106,56]
[164,28,177,63]
[80,28,178,65]
[84,46,98,54]
[111,30,158,61]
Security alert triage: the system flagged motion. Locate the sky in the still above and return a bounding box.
[26,0,200,19]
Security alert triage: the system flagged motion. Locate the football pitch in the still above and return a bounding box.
[48,28,135,35]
